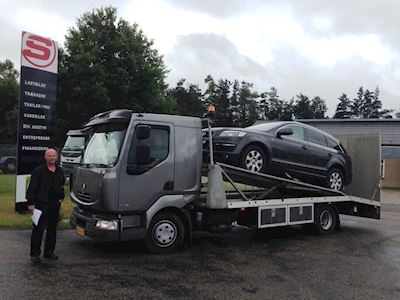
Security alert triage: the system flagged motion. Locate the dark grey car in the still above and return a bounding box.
[203,121,352,191]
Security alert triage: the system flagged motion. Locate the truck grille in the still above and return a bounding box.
[76,192,92,203]
[62,151,81,157]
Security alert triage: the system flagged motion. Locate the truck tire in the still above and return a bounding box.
[145,212,185,254]
[240,145,267,173]
[2,158,16,174]
[314,204,338,235]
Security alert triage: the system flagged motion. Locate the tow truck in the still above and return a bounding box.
[70,108,380,254]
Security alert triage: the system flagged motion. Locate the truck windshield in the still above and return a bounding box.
[64,136,85,150]
[83,123,128,166]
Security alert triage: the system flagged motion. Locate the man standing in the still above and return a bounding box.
[27,148,65,264]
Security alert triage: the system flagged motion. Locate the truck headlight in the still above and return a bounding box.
[95,220,119,230]
[219,131,246,137]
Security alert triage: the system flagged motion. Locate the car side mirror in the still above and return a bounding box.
[136,125,151,140]
[276,127,293,138]
[136,144,150,165]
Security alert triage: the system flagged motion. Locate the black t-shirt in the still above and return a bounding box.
[26,164,65,209]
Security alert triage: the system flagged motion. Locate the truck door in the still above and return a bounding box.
[118,121,175,212]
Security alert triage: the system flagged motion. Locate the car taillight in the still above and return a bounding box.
[345,155,352,168]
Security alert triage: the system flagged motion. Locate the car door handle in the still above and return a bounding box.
[328,152,333,157]
[302,145,308,150]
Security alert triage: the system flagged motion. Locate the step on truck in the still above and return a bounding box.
[69,109,381,254]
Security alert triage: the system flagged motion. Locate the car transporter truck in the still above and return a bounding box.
[69,109,380,254]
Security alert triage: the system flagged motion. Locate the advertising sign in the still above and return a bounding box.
[16,32,58,210]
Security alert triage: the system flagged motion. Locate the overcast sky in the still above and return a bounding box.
[1,0,399,116]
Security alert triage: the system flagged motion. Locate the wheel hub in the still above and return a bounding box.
[153,221,177,247]
[320,210,333,230]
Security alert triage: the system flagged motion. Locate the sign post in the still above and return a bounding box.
[15,32,58,212]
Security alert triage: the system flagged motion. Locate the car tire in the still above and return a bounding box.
[145,211,185,254]
[314,204,338,235]
[326,168,344,191]
[2,158,16,174]
[240,145,267,173]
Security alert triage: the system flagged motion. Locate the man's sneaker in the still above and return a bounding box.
[43,253,58,260]
[31,255,41,264]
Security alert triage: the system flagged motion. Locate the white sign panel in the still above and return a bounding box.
[21,31,58,74]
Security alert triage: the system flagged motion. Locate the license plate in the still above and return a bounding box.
[75,226,85,236]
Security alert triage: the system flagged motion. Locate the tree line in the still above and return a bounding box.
[0,6,397,146]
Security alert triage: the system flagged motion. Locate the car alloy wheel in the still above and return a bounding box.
[245,150,264,172]
[329,170,343,191]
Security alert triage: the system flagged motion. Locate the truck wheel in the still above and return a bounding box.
[314,204,338,235]
[326,168,344,191]
[240,145,267,173]
[3,158,16,174]
[145,212,185,254]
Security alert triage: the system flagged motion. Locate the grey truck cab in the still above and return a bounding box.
[70,110,202,252]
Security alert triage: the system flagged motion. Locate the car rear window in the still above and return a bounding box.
[327,138,343,152]
[306,129,327,147]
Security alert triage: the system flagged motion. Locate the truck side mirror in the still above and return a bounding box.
[276,127,293,138]
[136,125,151,140]
[136,144,150,165]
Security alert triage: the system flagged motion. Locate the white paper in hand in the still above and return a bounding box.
[32,209,42,226]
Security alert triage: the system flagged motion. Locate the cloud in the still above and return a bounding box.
[165,33,270,87]
[166,33,399,116]
[1,0,399,116]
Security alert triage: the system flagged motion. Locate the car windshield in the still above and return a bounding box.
[63,136,85,150]
[246,122,282,132]
[83,123,128,166]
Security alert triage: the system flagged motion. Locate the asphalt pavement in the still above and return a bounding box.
[0,202,399,299]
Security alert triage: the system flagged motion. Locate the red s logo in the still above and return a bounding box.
[22,32,56,68]
[23,35,51,61]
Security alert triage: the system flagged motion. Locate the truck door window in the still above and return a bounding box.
[128,126,170,167]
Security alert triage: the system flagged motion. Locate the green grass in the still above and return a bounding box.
[0,174,75,229]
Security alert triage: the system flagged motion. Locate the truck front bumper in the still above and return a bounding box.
[70,207,146,241]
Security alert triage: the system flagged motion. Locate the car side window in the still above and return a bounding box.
[128,125,170,167]
[283,125,305,141]
[306,128,327,147]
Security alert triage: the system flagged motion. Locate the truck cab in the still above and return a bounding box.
[60,129,90,177]
[70,110,203,251]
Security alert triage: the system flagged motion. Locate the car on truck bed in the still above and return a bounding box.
[203,121,352,191]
